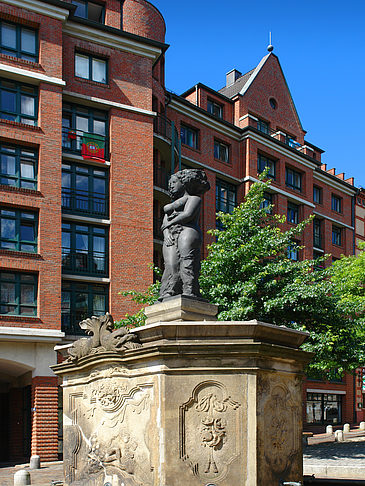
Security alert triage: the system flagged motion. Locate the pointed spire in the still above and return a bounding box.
[267,31,274,52]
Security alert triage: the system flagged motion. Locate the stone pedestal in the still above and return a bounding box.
[53,319,312,486]
[145,295,218,324]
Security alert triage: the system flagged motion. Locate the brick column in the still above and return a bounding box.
[31,376,58,461]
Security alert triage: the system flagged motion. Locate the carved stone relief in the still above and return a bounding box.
[64,379,153,486]
[179,380,241,482]
[259,374,301,474]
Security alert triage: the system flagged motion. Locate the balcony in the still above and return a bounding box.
[62,312,89,336]
[153,165,169,191]
[256,124,302,150]
[62,188,108,218]
[62,127,109,160]
[153,114,181,171]
[62,250,107,277]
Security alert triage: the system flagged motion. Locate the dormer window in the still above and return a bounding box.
[72,0,105,23]
[207,99,223,119]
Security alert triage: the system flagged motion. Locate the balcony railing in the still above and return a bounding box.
[153,217,164,240]
[256,124,302,150]
[62,127,109,159]
[62,312,91,335]
[153,165,169,191]
[62,188,108,218]
[62,251,107,276]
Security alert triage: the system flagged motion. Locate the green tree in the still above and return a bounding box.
[199,177,364,375]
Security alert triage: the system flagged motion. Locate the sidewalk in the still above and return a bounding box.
[0,461,63,486]
[304,436,365,480]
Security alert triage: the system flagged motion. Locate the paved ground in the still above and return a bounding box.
[304,436,365,480]
[0,461,63,486]
[1,436,364,484]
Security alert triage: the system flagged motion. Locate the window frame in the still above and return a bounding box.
[257,119,270,135]
[313,185,322,204]
[0,207,38,252]
[287,243,299,261]
[287,202,299,224]
[257,153,276,179]
[62,162,109,218]
[332,225,342,246]
[331,194,342,213]
[75,51,108,84]
[207,99,223,119]
[216,178,237,230]
[0,143,38,189]
[180,124,199,150]
[62,221,109,277]
[0,78,38,125]
[61,280,108,335]
[313,218,322,249]
[306,392,342,425]
[214,139,230,163]
[285,167,302,192]
[260,192,273,214]
[0,271,37,316]
[0,20,38,63]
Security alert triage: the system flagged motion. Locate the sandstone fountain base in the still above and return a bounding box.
[53,316,312,486]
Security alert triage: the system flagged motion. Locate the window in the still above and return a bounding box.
[313,219,322,249]
[207,99,223,119]
[214,140,229,163]
[0,144,37,189]
[0,208,37,252]
[313,186,322,204]
[62,163,108,217]
[62,222,108,276]
[306,392,342,425]
[287,243,299,261]
[0,79,38,125]
[285,167,302,191]
[260,192,273,214]
[257,154,275,179]
[181,124,198,149]
[332,226,342,246]
[331,194,342,213]
[75,52,107,84]
[257,119,270,135]
[313,250,324,270]
[61,281,108,334]
[287,202,299,224]
[216,179,236,230]
[71,0,105,22]
[0,272,37,316]
[62,103,108,155]
[0,21,38,62]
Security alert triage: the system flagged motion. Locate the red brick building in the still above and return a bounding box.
[0,0,362,462]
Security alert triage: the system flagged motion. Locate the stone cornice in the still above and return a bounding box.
[0,62,65,85]
[2,0,71,20]
[63,21,164,62]
[0,326,64,342]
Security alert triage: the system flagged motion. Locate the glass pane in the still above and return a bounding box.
[21,28,36,54]
[1,23,16,49]
[1,218,15,239]
[20,274,35,282]
[1,282,15,302]
[20,284,35,304]
[72,0,87,18]
[76,175,88,191]
[20,306,35,315]
[88,2,104,22]
[1,241,16,249]
[76,115,89,133]
[20,244,35,252]
[1,154,16,175]
[20,223,35,241]
[1,90,16,112]
[62,231,71,248]
[75,54,89,79]
[93,235,105,253]
[62,172,71,189]
[20,160,35,179]
[21,95,35,116]
[94,178,105,194]
[93,119,106,135]
[92,58,106,83]
[21,181,36,190]
[93,294,106,313]
[76,233,88,250]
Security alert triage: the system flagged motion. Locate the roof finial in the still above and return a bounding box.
[267,32,274,52]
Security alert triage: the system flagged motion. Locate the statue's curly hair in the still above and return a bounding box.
[169,169,210,196]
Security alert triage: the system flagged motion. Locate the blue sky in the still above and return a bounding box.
[152,0,365,188]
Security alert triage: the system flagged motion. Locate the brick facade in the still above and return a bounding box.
[0,0,362,461]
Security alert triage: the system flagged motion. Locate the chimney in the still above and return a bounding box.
[226,68,242,87]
